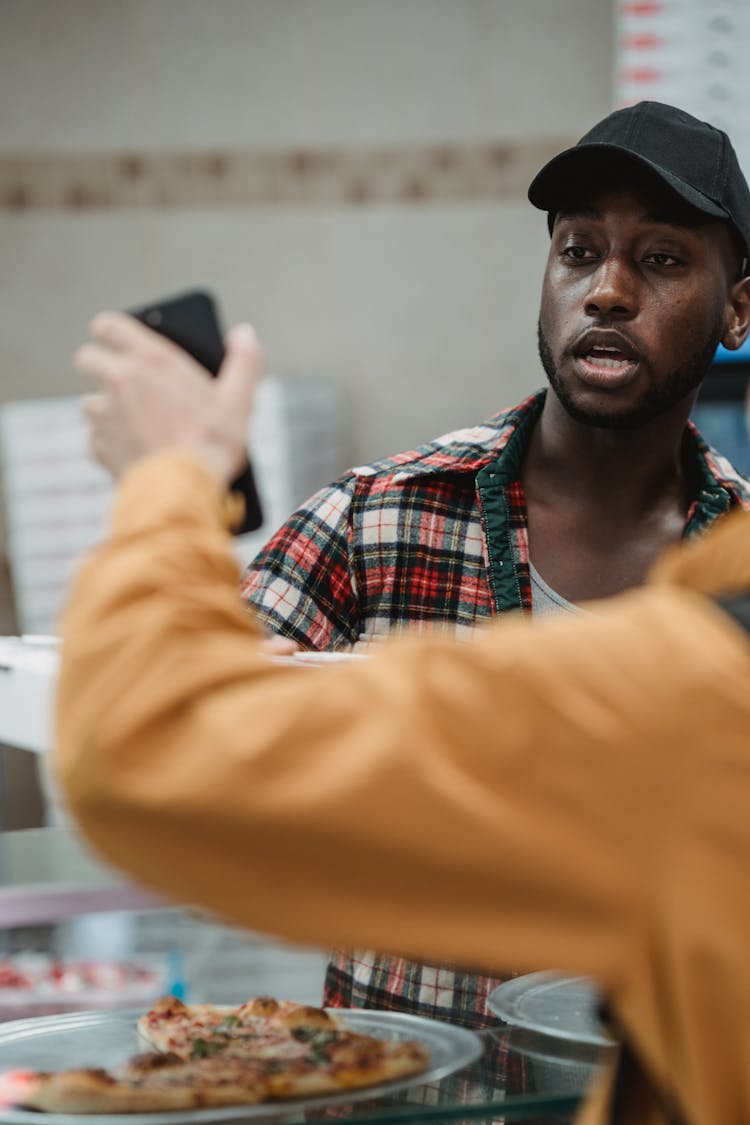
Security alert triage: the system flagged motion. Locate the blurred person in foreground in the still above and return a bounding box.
[241,101,750,1024]
[58,310,750,1125]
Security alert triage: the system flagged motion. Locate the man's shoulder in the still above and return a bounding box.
[718,460,750,505]
[689,422,750,507]
[349,393,543,488]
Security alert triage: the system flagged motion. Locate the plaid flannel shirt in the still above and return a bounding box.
[241,389,750,1028]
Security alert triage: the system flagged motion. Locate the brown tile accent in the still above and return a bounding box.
[0,138,574,212]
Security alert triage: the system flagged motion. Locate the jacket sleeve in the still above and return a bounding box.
[55,452,750,987]
[240,475,360,651]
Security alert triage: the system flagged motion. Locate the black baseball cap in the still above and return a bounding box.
[528,101,750,265]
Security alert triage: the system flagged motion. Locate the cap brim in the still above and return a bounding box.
[528,142,730,223]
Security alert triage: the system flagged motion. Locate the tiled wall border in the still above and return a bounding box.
[0,138,574,211]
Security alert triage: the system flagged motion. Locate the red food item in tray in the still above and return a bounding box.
[0,955,157,992]
[0,967,32,990]
[0,1070,37,1110]
[0,954,165,1022]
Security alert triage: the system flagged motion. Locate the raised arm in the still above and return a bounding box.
[56,443,750,987]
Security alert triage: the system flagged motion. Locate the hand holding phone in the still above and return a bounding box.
[127,290,263,534]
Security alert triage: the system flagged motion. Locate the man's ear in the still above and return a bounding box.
[722,276,750,351]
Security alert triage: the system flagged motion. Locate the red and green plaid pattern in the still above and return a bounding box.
[242,390,750,1024]
[240,395,542,647]
[323,952,512,1029]
[242,391,750,651]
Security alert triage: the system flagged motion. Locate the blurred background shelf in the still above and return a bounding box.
[0,826,328,1013]
[0,827,164,928]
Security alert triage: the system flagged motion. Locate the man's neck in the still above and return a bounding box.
[519,390,699,602]
[522,390,695,516]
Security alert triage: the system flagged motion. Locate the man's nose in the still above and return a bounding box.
[584,256,637,318]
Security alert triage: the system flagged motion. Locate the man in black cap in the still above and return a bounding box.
[239,101,750,1032]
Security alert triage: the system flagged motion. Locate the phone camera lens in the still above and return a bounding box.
[145,310,163,327]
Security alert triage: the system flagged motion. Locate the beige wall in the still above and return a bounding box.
[0,0,615,631]
[0,0,611,450]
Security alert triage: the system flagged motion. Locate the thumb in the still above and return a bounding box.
[216,323,263,420]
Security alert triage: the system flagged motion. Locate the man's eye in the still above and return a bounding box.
[644,251,682,267]
[561,245,596,261]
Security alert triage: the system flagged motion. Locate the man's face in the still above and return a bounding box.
[537,181,737,430]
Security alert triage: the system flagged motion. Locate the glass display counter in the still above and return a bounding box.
[0,828,600,1123]
[0,827,163,928]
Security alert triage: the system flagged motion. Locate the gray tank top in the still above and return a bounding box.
[528,561,582,617]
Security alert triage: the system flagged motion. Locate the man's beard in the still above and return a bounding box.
[537,316,725,431]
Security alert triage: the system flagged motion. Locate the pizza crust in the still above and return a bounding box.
[15,1062,267,1114]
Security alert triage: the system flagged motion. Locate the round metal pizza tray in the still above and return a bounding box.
[0,1006,482,1124]
[488,972,615,1061]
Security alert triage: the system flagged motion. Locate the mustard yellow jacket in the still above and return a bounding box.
[55,453,750,1125]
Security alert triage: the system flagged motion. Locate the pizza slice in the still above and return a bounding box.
[138,995,430,1096]
[0,1054,268,1114]
[137,995,341,1060]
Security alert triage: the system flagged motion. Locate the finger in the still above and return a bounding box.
[89,311,158,352]
[90,310,205,373]
[74,341,124,384]
[259,634,300,656]
[216,323,263,418]
[88,428,117,475]
[81,393,109,420]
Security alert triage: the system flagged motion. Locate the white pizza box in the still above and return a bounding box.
[0,635,59,754]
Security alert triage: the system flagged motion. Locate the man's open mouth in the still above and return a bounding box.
[571,333,642,386]
[582,345,635,369]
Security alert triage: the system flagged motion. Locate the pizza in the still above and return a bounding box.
[0,996,431,1114]
[0,1055,269,1115]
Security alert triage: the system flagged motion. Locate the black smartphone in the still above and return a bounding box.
[127,289,263,534]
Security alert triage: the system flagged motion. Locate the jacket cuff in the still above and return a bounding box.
[110,451,238,538]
